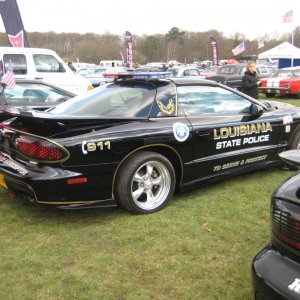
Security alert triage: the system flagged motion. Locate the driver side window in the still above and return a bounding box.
[178,86,253,115]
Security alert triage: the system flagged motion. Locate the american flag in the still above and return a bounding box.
[258,40,265,49]
[282,10,293,22]
[232,42,245,56]
[1,62,16,88]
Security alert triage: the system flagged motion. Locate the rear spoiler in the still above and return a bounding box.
[0,107,138,137]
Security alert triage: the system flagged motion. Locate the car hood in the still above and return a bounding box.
[262,100,296,109]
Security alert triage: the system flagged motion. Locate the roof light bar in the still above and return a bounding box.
[116,72,173,80]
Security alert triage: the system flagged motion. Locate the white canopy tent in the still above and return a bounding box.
[258,42,300,59]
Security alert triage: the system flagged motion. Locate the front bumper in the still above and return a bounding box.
[252,245,300,300]
[259,86,290,91]
[259,86,292,96]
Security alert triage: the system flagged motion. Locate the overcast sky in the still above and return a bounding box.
[0,0,298,40]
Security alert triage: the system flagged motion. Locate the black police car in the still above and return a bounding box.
[252,150,300,300]
[0,72,300,214]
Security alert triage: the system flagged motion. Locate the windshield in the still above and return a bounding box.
[168,68,179,76]
[88,68,106,74]
[105,67,127,73]
[3,82,71,106]
[217,66,235,74]
[275,70,300,78]
[48,81,157,118]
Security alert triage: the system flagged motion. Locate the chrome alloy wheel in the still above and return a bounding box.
[130,160,171,210]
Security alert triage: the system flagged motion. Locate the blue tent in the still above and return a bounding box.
[278,58,300,68]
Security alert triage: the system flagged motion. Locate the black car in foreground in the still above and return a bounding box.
[0,73,300,214]
[252,150,300,300]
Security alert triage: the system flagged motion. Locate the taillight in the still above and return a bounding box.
[272,226,300,250]
[103,73,118,78]
[272,201,300,250]
[16,135,69,162]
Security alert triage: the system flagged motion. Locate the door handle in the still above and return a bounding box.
[197,128,210,136]
[34,77,43,80]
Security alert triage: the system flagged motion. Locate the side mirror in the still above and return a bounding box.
[250,104,264,116]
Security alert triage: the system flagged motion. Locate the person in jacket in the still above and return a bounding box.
[67,61,76,73]
[241,61,261,99]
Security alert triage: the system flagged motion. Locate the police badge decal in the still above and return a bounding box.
[173,122,189,142]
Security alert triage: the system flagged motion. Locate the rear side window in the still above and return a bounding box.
[218,66,235,74]
[33,54,66,73]
[150,81,177,117]
[3,54,27,75]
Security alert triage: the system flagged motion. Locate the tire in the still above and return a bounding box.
[290,129,300,150]
[284,129,300,170]
[115,151,176,214]
[266,93,275,98]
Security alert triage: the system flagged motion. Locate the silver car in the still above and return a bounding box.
[83,67,107,87]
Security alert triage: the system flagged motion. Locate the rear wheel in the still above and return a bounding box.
[115,151,176,214]
[266,93,275,98]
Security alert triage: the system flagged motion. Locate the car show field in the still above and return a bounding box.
[0,166,293,299]
[0,93,299,298]
[0,1,300,298]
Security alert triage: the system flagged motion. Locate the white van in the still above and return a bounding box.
[99,60,123,67]
[0,47,93,95]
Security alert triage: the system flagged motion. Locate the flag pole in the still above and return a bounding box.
[291,25,294,67]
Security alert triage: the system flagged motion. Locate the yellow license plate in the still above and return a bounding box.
[0,174,8,189]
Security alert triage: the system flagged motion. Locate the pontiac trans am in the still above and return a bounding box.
[0,74,300,214]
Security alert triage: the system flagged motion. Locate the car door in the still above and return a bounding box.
[225,65,246,89]
[177,85,282,182]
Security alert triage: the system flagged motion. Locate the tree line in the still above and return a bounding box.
[0,27,299,65]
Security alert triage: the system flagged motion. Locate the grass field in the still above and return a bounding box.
[0,95,299,300]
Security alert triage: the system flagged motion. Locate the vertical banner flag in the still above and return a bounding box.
[0,0,29,47]
[210,37,218,67]
[282,10,293,23]
[125,31,133,68]
[232,42,245,56]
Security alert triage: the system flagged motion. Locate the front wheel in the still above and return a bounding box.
[115,151,176,214]
[290,129,300,150]
[284,129,300,170]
